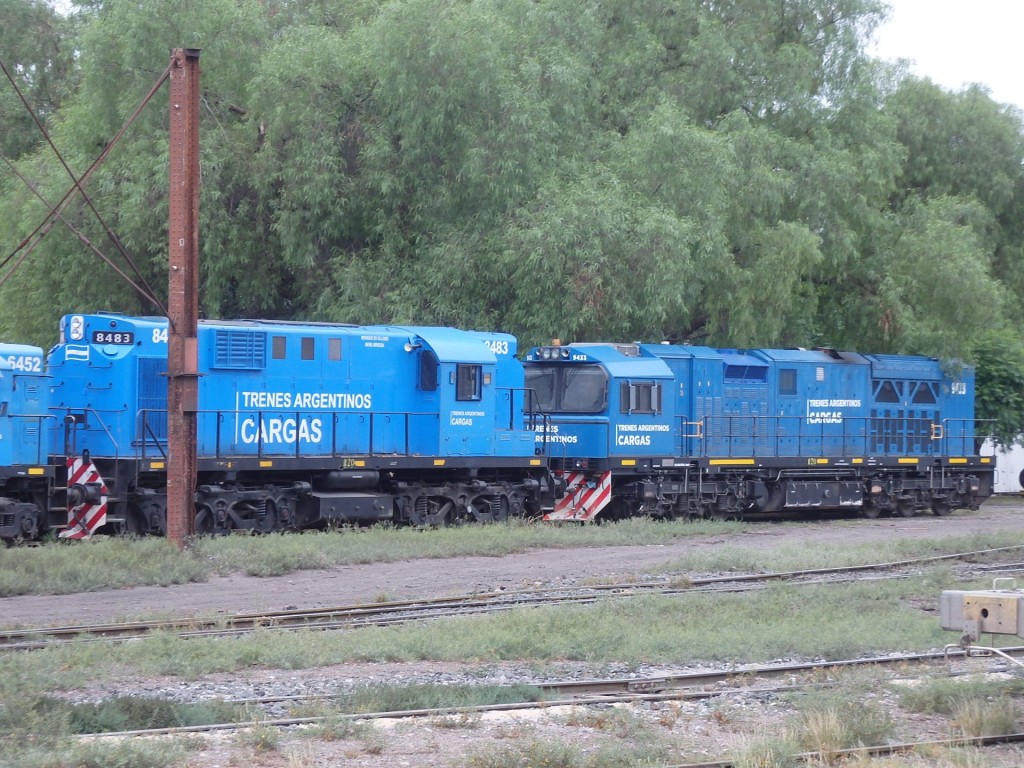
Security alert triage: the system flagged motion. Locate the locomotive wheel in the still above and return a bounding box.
[131,501,166,535]
[896,500,916,518]
[195,498,233,535]
[861,503,881,519]
[931,499,952,516]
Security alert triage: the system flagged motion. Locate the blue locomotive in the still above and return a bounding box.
[0,344,52,541]
[525,342,992,521]
[43,313,549,536]
[0,313,997,542]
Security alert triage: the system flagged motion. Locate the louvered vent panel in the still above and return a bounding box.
[214,330,266,369]
[138,357,168,440]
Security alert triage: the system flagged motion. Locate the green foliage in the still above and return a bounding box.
[973,329,1024,445]
[0,536,209,597]
[340,682,548,713]
[0,0,1022,378]
[896,676,1024,716]
[0,516,743,596]
[65,696,244,733]
[0,0,77,160]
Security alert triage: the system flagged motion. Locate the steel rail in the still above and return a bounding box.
[0,574,901,650]
[76,650,1024,740]
[672,732,1024,768]
[4,545,1021,650]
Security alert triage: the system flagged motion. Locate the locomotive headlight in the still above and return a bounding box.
[560,348,570,359]
[70,315,84,341]
[541,348,552,360]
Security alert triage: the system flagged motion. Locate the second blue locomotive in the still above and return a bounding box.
[525,342,991,521]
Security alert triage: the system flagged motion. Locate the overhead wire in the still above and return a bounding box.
[0,57,173,315]
[0,154,161,299]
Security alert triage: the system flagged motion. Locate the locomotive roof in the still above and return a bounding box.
[69,314,502,364]
[0,343,44,358]
[752,348,869,365]
[558,343,673,378]
[401,327,498,364]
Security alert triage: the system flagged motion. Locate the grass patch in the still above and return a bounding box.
[896,676,1024,715]
[9,569,969,691]
[2,518,1015,602]
[460,733,672,768]
[0,737,198,768]
[66,696,246,733]
[4,518,1021,599]
[0,518,743,597]
[728,732,800,768]
[564,706,657,741]
[0,537,209,597]
[0,692,245,735]
[951,696,1020,737]
[650,531,1024,577]
[340,682,548,713]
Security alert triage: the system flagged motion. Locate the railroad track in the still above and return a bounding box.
[4,544,1022,651]
[77,647,1024,739]
[673,732,1024,768]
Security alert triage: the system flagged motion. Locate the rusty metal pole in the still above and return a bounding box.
[166,48,200,548]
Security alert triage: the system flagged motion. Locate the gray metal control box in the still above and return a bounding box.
[940,588,1024,642]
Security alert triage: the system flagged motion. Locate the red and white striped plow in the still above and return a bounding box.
[59,455,108,540]
[543,471,612,522]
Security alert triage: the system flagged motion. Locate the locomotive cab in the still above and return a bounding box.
[525,343,676,464]
[524,343,675,520]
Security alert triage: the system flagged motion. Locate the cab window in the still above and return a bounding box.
[525,365,607,413]
[456,364,481,401]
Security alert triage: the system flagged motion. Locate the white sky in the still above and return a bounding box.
[870,0,1024,110]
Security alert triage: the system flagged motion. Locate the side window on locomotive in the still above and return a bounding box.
[456,364,482,401]
[779,368,797,396]
[301,337,315,361]
[419,350,439,391]
[620,382,662,414]
[328,338,342,361]
[272,335,287,360]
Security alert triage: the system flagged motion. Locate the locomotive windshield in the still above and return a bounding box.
[525,365,608,413]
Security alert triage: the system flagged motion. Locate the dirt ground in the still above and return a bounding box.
[4,499,1024,629]
[9,501,1024,767]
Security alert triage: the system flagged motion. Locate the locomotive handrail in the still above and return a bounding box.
[941,417,995,457]
[135,408,447,459]
[137,409,168,461]
[55,407,121,461]
[522,388,558,456]
[694,414,960,459]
